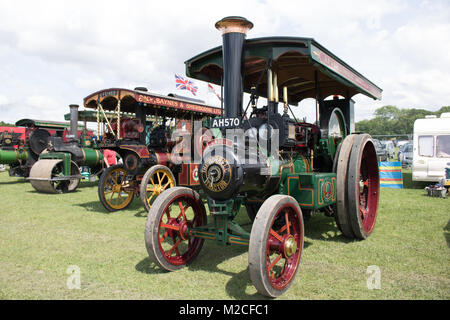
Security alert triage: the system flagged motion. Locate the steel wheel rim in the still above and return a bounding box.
[145,169,175,207]
[103,167,133,209]
[265,204,303,291]
[50,162,69,192]
[358,142,379,234]
[157,194,205,266]
[49,161,79,193]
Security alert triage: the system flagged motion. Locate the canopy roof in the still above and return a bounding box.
[185,37,382,105]
[83,88,221,118]
[14,119,80,130]
[63,110,156,122]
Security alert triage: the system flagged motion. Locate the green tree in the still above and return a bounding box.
[435,106,450,116]
[374,105,401,120]
[0,121,15,127]
[355,105,448,137]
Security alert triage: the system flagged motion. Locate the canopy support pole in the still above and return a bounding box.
[315,70,319,126]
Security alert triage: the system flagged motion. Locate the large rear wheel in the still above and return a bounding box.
[335,134,380,239]
[249,195,304,298]
[335,134,358,237]
[347,134,380,239]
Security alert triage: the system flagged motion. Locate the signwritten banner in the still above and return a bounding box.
[311,44,382,100]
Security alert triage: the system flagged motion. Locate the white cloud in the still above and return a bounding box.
[74,76,105,90]
[0,0,449,125]
[0,94,9,105]
[25,95,59,111]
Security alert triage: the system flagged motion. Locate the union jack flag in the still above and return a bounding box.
[175,74,198,96]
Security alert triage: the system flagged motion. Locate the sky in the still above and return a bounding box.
[0,0,449,125]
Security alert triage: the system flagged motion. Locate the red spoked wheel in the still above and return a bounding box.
[145,187,207,271]
[249,195,304,298]
[347,134,380,239]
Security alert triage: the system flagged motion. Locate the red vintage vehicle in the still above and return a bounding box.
[0,126,25,149]
[83,87,221,212]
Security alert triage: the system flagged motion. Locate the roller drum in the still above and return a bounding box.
[29,159,81,193]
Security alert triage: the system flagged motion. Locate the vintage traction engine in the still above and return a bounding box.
[144,17,382,297]
[83,87,221,212]
[27,105,104,194]
[0,119,73,178]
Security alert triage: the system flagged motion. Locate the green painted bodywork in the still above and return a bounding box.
[188,197,250,246]
[284,172,337,209]
[188,153,337,246]
[273,154,337,209]
[81,148,103,166]
[38,148,103,176]
[0,149,28,165]
[39,152,72,176]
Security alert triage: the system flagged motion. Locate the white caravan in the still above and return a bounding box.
[412,113,450,182]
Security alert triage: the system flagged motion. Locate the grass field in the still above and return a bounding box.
[0,170,448,300]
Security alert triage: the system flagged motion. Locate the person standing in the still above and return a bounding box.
[103,149,117,167]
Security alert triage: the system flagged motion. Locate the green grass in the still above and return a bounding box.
[0,170,449,300]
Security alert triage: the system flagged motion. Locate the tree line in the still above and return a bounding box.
[355,105,450,137]
[0,121,15,127]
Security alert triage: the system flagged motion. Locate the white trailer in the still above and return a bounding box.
[412,113,450,182]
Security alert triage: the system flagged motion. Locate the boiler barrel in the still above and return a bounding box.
[0,149,28,165]
[81,148,103,166]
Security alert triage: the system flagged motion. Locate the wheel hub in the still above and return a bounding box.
[359,179,364,192]
[178,220,191,241]
[166,218,190,241]
[283,235,297,258]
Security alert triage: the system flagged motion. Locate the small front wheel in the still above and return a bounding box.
[145,187,207,271]
[140,165,176,213]
[98,164,135,212]
[249,195,304,298]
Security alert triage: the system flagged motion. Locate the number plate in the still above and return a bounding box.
[211,117,241,128]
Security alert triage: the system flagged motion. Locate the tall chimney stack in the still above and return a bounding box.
[215,16,253,119]
[69,104,79,141]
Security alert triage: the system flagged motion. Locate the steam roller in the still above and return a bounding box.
[0,119,73,178]
[29,158,81,193]
[28,104,104,193]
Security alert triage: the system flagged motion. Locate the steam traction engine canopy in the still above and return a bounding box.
[186,32,382,138]
[83,88,221,118]
[186,36,382,104]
